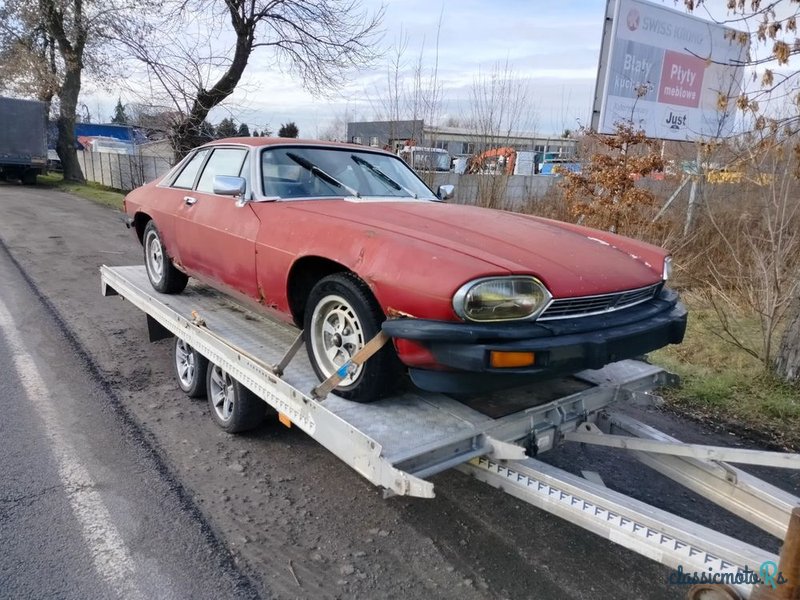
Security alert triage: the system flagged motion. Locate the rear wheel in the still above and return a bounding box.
[174,338,208,398]
[304,273,401,402]
[21,169,38,185]
[143,220,188,294]
[206,364,264,433]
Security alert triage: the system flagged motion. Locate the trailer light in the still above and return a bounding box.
[490,351,535,368]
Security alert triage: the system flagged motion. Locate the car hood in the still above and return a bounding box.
[283,199,665,297]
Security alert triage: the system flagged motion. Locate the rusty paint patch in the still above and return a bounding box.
[386,307,417,319]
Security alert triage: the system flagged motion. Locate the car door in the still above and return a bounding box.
[174,146,261,299]
[153,147,212,265]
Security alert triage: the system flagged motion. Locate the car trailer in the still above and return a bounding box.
[101,265,800,600]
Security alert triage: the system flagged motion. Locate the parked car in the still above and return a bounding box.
[123,138,686,401]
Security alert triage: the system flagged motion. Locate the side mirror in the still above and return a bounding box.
[213,175,246,198]
[437,184,455,201]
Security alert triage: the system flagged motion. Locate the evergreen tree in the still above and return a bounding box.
[215,117,238,138]
[111,98,128,125]
[278,122,299,138]
[237,122,250,136]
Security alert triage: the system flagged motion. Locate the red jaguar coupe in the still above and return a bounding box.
[123,138,686,401]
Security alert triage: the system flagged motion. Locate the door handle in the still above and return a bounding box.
[184,196,197,206]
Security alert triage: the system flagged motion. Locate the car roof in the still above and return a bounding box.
[206,137,395,156]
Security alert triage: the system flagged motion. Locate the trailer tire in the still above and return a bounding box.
[143,220,188,294]
[304,273,401,402]
[174,338,208,398]
[206,363,264,433]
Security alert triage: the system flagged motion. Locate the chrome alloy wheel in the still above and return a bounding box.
[144,228,164,282]
[175,338,196,389]
[309,294,366,386]
[208,364,235,422]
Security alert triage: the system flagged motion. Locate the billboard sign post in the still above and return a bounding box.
[591,0,748,141]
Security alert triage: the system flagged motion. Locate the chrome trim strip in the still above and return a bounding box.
[537,283,660,321]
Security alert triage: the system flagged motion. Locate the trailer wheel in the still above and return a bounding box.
[174,338,208,398]
[206,364,264,433]
[143,220,188,294]
[304,273,401,402]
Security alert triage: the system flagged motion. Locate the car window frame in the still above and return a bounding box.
[194,146,250,197]
[257,144,438,201]
[168,148,212,190]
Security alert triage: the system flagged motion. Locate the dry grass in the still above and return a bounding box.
[38,172,125,211]
[523,146,800,448]
[651,293,800,450]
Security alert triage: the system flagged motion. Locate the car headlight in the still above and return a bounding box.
[663,256,672,281]
[453,276,552,322]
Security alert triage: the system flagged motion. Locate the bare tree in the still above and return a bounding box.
[469,58,536,151]
[685,0,800,382]
[0,0,61,115]
[318,108,352,141]
[366,28,410,147]
[467,58,537,208]
[365,10,444,158]
[35,0,126,182]
[119,0,382,158]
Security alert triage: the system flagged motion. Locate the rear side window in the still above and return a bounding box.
[196,148,248,194]
[172,149,210,189]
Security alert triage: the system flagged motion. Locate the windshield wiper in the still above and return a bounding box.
[351,154,418,199]
[286,152,360,197]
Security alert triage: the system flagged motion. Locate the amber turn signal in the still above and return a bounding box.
[489,351,535,368]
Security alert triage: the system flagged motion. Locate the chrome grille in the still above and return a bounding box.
[539,283,661,320]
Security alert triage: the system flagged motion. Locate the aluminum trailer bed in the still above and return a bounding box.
[101,265,800,599]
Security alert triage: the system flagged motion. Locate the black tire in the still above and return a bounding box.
[174,337,208,398]
[21,169,38,185]
[206,363,264,433]
[304,272,402,402]
[142,220,188,294]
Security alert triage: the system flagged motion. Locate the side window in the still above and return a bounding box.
[196,148,248,194]
[172,149,210,189]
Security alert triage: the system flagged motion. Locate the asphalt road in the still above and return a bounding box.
[0,181,797,600]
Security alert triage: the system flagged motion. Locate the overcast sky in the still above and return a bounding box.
[226,0,608,137]
[82,0,752,138]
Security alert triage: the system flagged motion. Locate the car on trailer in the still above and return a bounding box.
[122,137,686,401]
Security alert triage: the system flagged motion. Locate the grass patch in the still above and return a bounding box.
[38,172,125,210]
[651,294,800,450]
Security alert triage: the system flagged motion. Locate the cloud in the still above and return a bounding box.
[84,0,609,137]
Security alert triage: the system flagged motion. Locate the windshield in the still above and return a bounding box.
[261,146,437,200]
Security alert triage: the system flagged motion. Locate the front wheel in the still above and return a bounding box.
[143,220,188,294]
[206,363,264,433]
[304,273,402,402]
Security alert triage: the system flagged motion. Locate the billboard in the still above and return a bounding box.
[591,0,748,141]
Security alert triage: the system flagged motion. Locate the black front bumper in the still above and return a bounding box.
[382,289,687,394]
